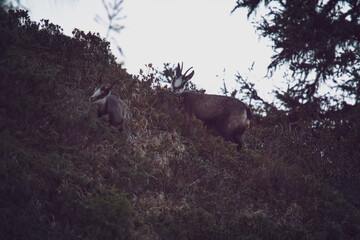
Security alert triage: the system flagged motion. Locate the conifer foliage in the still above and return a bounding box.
[234,0,360,116]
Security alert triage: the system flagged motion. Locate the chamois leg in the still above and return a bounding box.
[233,135,244,151]
[233,128,247,151]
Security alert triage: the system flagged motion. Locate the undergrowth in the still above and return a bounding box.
[0,9,359,240]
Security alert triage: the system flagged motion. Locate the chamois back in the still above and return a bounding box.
[181,91,251,150]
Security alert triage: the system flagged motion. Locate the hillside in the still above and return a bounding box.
[1,9,360,240]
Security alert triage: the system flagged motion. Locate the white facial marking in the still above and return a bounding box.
[91,87,101,99]
[174,77,183,88]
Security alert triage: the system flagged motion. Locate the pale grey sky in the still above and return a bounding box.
[21,0,277,98]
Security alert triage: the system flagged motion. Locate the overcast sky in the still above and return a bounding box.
[21,0,278,98]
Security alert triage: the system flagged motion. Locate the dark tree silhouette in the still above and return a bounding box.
[233,0,360,110]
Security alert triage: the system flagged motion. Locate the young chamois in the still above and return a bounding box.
[90,84,125,132]
[172,63,252,150]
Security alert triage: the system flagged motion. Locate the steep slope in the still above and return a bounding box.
[1,9,359,240]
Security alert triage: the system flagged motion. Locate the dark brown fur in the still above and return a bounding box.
[181,91,252,150]
[100,95,125,131]
[90,85,125,132]
[171,62,252,150]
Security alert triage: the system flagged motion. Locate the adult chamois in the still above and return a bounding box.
[172,63,252,150]
[90,84,125,132]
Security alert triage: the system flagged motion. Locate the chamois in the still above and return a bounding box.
[172,63,252,150]
[90,84,125,132]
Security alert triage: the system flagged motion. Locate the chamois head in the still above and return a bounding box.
[89,85,113,104]
[171,62,195,92]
